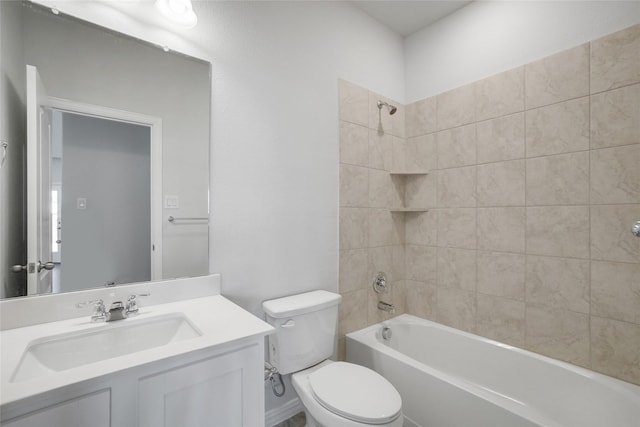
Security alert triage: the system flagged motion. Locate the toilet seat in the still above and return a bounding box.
[308,362,402,425]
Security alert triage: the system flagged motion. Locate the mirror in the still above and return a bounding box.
[0,1,211,299]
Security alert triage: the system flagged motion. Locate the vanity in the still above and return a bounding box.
[0,275,274,427]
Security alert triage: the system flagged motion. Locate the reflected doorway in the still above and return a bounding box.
[51,110,153,292]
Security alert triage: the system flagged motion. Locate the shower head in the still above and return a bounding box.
[377,100,397,115]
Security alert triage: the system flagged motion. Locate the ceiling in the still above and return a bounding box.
[350,1,473,37]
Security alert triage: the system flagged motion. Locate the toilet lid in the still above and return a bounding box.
[309,362,401,425]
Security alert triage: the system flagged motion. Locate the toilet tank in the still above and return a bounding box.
[262,290,341,375]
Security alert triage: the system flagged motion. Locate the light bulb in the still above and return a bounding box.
[155,0,197,28]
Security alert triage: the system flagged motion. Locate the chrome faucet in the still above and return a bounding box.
[76,299,108,322]
[377,301,395,314]
[77,293,150,322]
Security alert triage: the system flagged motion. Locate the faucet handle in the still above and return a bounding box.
[76,298,107,322]
[125,293,151,315]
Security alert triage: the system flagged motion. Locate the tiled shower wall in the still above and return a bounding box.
[338,24,640,385]
[338,80,408,359]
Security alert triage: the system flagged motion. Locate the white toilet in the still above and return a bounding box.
[263,290,403,427]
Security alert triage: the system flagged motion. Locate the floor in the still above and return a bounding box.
[273,411,306,427]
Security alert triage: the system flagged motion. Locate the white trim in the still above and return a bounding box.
[47,97,163,281]
[265,397,304,427]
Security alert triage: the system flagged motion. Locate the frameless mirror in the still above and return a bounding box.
[0,1,210,299]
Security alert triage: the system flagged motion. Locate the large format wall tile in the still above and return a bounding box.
[405,134,437,172]
[477,251,525,300]
[437,83,476,130]
[477,207,525,253]
[525,255,590,314]
[525,43,589,109]
[406,97,437,138]
[525,97,590,157]
[340,164,369,207]
[476,113,525,164]
[368,168,394,208]
[437,124,476,168]
[437,247,476,291]
[405,173,436,209]
[591,261,640,325]
[437,166,477,208]
[437,208,476,249]
[591,317,640,384]
[338,289,369,337]
[591,144,640,204]
[526,152,589,206]
[405,280,437,320]
[405,210,437,246]
[477,160,525,207]
[369,209,402,247]
[368,129,393,171]
[339,79,369,126]
[525,305,590,367]
[476,294,525,347]
[437,287,476,333]
[340,121,369,166]
[475,67,525,122]
[591,83,640,149]
[590,24,640,93]
[339,208,369,250]
[405,245,437,282]
[526,206,590,258]
[591,204,640,263]
[339,249,369,294]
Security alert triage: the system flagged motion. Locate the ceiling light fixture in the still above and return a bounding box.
[155,0,198,29]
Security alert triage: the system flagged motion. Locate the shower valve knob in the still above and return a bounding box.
[373,272,388,294]
[632,221,640,237]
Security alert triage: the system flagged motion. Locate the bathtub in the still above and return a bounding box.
[346,314,640,427]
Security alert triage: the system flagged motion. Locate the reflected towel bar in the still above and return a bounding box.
[167,216,208,224]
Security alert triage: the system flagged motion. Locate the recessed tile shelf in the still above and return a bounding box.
[389,207,429,213]
[389,171,430,176]
[389,170,430,212]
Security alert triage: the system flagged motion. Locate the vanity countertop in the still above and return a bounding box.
[0,294,274,406]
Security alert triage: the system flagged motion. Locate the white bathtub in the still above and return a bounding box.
[346,314,640,427]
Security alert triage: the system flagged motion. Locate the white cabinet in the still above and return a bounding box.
[2,390,110,427]
[138,343,263,427]
[1,340,265,427]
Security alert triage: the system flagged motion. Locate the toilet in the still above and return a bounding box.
[263,291,403,427]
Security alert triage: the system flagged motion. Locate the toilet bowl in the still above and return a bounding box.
[292,360,403,427]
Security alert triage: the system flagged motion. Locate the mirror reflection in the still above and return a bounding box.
[0,1,211,299]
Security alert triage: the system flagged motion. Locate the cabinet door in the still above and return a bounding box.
[3,389,110,427]
[138,344,263,427]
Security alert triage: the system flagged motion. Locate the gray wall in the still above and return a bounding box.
[61,112,151,291]
[0,0,26,298]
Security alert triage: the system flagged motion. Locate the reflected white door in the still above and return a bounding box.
[26,65,53,295]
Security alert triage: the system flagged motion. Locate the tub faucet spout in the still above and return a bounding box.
[378,301,395,314]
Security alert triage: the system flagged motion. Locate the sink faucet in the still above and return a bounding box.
[76,299,108,322]
[77,293,150,322]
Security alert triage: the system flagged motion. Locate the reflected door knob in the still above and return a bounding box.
[633,221,640,238]
[37,261,55,272]
[10,264,27,273]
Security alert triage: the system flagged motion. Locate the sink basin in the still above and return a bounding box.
[11,314,201,382]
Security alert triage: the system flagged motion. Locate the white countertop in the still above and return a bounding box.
[0,295,274,406]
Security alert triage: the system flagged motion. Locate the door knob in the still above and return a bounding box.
[632,221,640,238]
[10,264,27,273]
[37,261,55,272]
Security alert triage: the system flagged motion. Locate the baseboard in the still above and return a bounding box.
[265,397,304,427]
